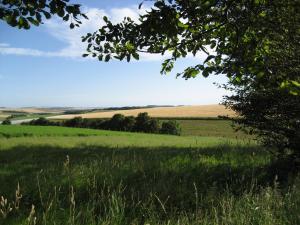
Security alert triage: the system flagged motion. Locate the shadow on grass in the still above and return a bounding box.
[0,145,274,189]
[0,144,294,216]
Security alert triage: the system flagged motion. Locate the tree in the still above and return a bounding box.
[1,118,11,125]
[0,0,87,29]
[160,120,181,135]
[134,112,160,133]
[64,116,83,127]
[82,0,299,94]
[146,118,160,133]
[108,114,125,131]
[224,75,300,160]
[134,112,151,132]
[123,116,136,131]
[82,0,300,161]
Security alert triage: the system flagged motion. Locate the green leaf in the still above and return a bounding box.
[132,52,139,60]
[126,54,131,62]
[104,55,110,62]
[42,11,51,19]
[204,55,215,64]
[27,17,39,26]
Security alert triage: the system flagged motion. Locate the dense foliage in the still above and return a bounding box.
[161,120,181,135]
[26,112,182,135]
[0,0,87,29]
[82,0,299,93]
[224,79,300,162]
[28,117,59,126]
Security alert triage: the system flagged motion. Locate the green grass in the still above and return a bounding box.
[0,125,250,150]
[0,125,118,138]
[0,125,299,225]
[171,119,251,138]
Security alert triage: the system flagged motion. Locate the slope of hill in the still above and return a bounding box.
[50,104,235,119]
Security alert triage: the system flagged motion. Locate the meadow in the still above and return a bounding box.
[166,119,250,139]
[0,125,299,225]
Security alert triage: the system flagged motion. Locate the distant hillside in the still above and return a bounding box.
[50,104,235,119]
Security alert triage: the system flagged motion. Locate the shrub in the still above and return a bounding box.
[160,120,181,135]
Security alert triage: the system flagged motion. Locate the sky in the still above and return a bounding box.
[0,0,229,108]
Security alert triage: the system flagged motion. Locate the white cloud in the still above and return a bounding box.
[0,5,208,62]
[0,43,10,47]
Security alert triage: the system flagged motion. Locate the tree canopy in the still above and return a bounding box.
[0,0,87,29]
[82,0,299,94]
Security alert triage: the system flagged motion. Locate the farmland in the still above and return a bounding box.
[50,104,235,119]
[168,119,250,139]
[0,125,299,225]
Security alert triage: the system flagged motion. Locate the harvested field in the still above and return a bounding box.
[0,107,65,114]
[51,104,235,119]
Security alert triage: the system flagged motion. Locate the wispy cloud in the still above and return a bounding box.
[0,5,208,62]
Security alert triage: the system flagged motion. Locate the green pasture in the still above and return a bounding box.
[0,125,299,225]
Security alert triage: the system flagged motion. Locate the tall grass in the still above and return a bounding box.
[0,140,299,224]
[0,126,298,224]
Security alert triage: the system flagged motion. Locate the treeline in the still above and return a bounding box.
[25,112,181,135]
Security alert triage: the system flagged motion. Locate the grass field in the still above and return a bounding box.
[50,104,236,119]
[170,119,251,139]
[0,125,299,225]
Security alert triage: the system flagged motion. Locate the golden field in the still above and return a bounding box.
[50,104,235,119]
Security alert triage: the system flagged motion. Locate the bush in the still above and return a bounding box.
[1,118,11,125]
[160,120,181,135]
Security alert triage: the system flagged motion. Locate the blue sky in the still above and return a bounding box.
[0,0,229,108]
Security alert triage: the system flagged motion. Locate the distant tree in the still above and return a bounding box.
[160,120,181,135]
[1,118,11,125]
[108,114,125,131]
[29,117,50,126]
[122,116,136,131]
[134,112,161,133]
[0,0,87,29]
[134,112,151,132]
[146,119,160,133]
[64,116,83,127]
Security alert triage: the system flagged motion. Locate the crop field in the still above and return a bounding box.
[0,114,8,121]
[50,104,236,120]
[0,125,299,225]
